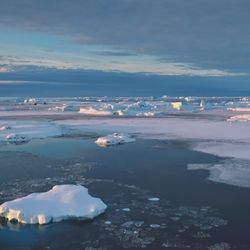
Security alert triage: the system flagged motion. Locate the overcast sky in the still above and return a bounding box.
[0,0,250,77]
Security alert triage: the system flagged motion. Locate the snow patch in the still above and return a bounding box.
[0,185,107,224]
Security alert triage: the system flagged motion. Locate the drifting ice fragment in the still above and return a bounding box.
[0,125,11,131]
[0,185,107,225]
[95,133,135,147]
[5,133,29,143]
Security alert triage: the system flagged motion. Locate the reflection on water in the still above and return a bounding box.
[0,138,250,249]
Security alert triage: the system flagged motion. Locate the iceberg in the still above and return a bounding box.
[79,107,112,116]
[0,185,107,225]
[24,98,37,105]
[95,133,135,146]
[171,102,182,111]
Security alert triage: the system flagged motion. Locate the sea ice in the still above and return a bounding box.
[0,185,107,224]
[24,98,37,105]
[171,102,182,111]
[227,114,250,122]
[79,107,112,116]
[95,133,135,146]
[5,133,29,143]
[0,125,11,131]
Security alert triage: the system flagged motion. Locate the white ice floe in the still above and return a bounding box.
[5,133,29,143]
[188,159,250,188]
[0,185,107,225]
[193,141,250,160]
[24,98,37,105]
[48,105,79,112]
[0,121,61,142]
[95,133,135,147]
[227,114,250,122]
[0,125,11,131]
[79,107,112,116]
[171,102,182,111]
[148,197,160,201]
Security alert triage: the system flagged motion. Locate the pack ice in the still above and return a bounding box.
[0,185,107,225]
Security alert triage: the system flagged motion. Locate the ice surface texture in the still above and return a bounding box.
[0,185,107,224]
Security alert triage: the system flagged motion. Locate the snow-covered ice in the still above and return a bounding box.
[171,102,182,111]
[79,107,112,116]
[0,121,61,142]
[95,133,135,146]
[0,185,107,224]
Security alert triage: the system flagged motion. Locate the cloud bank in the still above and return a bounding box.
[0,0,250,75]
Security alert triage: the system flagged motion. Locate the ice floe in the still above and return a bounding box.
[0,125,11,131]
[79,107,112,116]
[95,133,135,147]
[0,185,107,224]
[171,102,182,111]
[0,121,61,143]
[5,133,29,143]
[188,159,250,188]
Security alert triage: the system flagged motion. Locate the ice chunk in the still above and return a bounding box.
[113,110,125,116]
[5,133,29,143]
[95,133,135,147]
[148,197,160,201]
[171,102,182,111]
[0,185,107,224]
[79,107,112,116]
[0,125,11,131]
[24,98,37,105]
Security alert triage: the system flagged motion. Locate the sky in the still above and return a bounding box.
[0,0,250,87]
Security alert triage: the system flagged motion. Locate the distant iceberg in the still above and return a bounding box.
[0,185,107,225]
[171,102,182,111]
[95,133,135,146]
[79,107,112,116]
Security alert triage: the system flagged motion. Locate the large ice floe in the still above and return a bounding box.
[0,185,107,224]
[95,133,135,147]
[79,107,112,116]
[0,121,61,143]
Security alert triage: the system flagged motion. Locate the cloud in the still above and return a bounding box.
[0,0,250,74]
[0,54,245,77]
